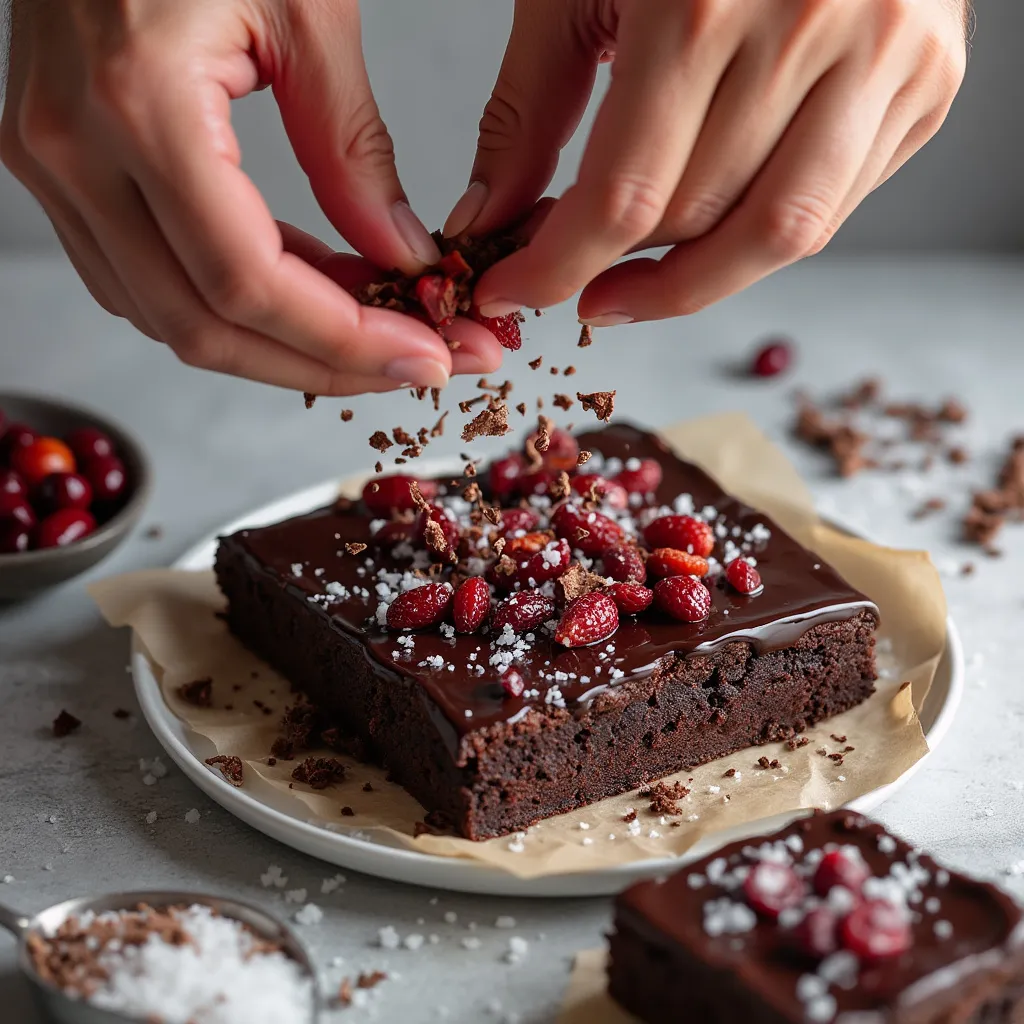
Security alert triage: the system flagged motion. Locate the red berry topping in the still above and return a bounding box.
[0,493,36,528]
[0,470,27,499]
[386,583,453,630]
[795,906,840,960]
[12,436,76,486]
[555,592,619,648]
[572,474,628,510]
[606,582,653,615]
[614,458,663,495]
[35,472,93,514]
[492,590,556,634]
[499,507,540,535]
[489,454,526,500]
[646,547,709,579]
[653,576,712,623]
[503,531,554,557]
[536,429,580,472]
[726,558,763,595]
[84,455,127,502]
[35,508,96,549]
[415,504,460,561]
[65,426,114,462]
[500,668,526,699]
[742,862,807,920]
[551,503,622,556]
[475,311,522,351]
[813,849,870,898]
[453,577,491,634]
[362,475,437,517]
[0,423,38,465]
[514,538,571,586]
[0,521,31,554]
[643,515,714,557]
[752,339,793,378]
[840,900,912,960]
[602,544,647,584]
[414,274,457,326]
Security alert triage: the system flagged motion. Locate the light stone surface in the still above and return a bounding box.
[2,253,1024,1022]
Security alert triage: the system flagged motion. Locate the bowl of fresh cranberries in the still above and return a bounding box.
[0,392,151,599]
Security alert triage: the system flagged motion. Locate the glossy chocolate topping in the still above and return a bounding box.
[226,425,878,753]
[617,811,1024,1020]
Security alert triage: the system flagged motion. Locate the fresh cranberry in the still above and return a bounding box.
[361,475,437,517]
[742,862,807,920]
[653,575,712,623]
[614,458,663,495]
[839,900,912,960]
[795,906,840,959]
[0,423,38,466]
[35,508,96,549]
[499,507,541,535]
[571,474,629,510]
[415,504,459,561]
[0,521,31,554]
[12,437,77,487]
[814,849,870,898]
[555,592,619,648]
[35,472,93,514]
[605,582,654,615]
[385,582,453,630]
[83,455,127,501]
[725,558,763,595]
[0,495,36,529]
[489,454,525,501]
[643,515,715,557]
[550,503,622,556]
[0,470,26,499]
[751,339,794,378]
[452,577,490,634]
[65,426,115,462]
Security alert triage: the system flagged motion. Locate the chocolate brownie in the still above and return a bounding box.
[215,424,879,840]
[609,810,1024,1023]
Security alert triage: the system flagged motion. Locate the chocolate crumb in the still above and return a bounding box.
[830,734,847,743]
[622,809,638,823]
[375,461,383,474]
[647,780,690,816]
[430,411,448,438]
[534,309,542,317]
[723,768,736,778]
[143,525,163,540]
[267,757,277,767]
[369,431,393,453]
[340,409,354,422]
[529,356,543,370]
[341,806,355,817]
[549,366,559,376]
[357,971,388,990]
[576,451,592,467]
[337,979,353,1007]
[205,755,244,787]
[563,366,576,376]
[553,393,574,411]
[344,542,367,556]
[578,324,593,348]
[961,561,975,576]
[577,390,615,422]
[461,402,509,442]
[113,708,131,719]
[52,710,81,738]
[303,392,317,409]
[178,678,213,708]
[291,757,346,790]
[948,446,968,465]
[362,782,374,792]
[516,402,527,417]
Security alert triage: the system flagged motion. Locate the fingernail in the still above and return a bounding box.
[443,180,488,238]
[579,312,634,327]
[384,356,450,389]
[391,201,442,268]
[477,300,522,318]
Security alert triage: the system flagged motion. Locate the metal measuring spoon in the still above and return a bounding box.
[0,890,322,1024]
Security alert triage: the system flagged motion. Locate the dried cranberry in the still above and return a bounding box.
[35,508,96,549]
[551,503,622,556]
[742,862,807,920]
[643,515,714,557]
[602,544,647,584]
[839,900,912,960]
[726,558,763,595]
[0,470,27,499]
[795,906,840,959]
[0,424,38,466]
[452,577,490,634]
[492,590,555,634]
[572,474,628,510]
[646,547,709,579]
[813,849,870,898]
[385,583,453,630]
[752,339,793,378]
[474,311,522,351]
[65,426,114,462]
[606,582,653,615]
[500,668,526,698]
[12,437,76,487]
[614,459,663,494]
[0,493,35,528]
[489,454,525,500]
[84,455,127,502]
[0,521,31,554]
[35,472,93,514]
[499,507,540,535]
[362,475,437,517]
[555,592,619,648]
[653,576,712,623]
[514,538,571,586]
[414,274,457,326]
[415,504,459,561]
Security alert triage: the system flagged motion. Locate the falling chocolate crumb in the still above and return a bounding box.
[430,411,448,438]
[113,708,131,719]
[516,402,527,416]
[830,734,847,743]
[577,451,592,467]
[337,979,353,1007]
[393,426,415,446]
[344,542,367,556]
[291,757,346,790]
[369,431,393,453]
[464,461,477,478]
[375,461,383,474]
[622,809,638,823]
[816,748,828,756]
[178,678,213,708]
[961,561,975,576]
[577,390,615,422]
[534,309,543,317]
[424,520,449,554]
[143,525,163,540]
[205,755,244,787]
[52,710,81,738]
[948,446,968,465]
[911,497,946,520]
[829,754,845,765]
[537,396,544,409]
[340,409,354,422]
[461,403,509,442]
[723,768,736,778]
[578,324,593,348]
[362,782,374,792]
[844,745,855,752]
[303,392,317,409]
[550,471,572,501]
[563,366,576,376]
[529,356,543,370]
[357,971,388,990]
[341,806,355,817]
[553,394,574,411]
[431,387,441,411]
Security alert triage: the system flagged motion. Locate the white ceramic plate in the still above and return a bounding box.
[131,462,965,897]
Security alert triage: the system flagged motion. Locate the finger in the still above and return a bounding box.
[577,62,892,323]
[443,0,599,239]
[474,2,744,315]
[274,0,439,274]
[278,220,335,267]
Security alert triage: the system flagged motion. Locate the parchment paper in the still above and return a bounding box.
[89,413,947,880]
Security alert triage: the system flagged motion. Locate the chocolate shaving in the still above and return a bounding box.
[577,390,615,422]
[205,755,244,787]
[516,402,527,416]
[344,542,367,555]
[430,411,448,437]
[964,436,1024,550]
[577,450,592,467]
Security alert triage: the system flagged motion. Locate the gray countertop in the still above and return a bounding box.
[2,253,1023,1023]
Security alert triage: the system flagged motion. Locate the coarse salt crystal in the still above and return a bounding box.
[184,809,201,824]
[377,926,401,950]
[293,903,322,926]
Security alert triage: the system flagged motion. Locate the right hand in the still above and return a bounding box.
[0,0,503,395]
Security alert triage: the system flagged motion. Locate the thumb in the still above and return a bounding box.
[273,0,439,274]
[444,1,600,239]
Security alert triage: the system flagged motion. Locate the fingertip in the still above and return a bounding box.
[445,317,505,375]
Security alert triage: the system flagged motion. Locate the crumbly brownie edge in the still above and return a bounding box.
[217,533,879,840]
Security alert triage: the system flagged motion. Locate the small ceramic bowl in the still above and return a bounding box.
[0,392,152,601]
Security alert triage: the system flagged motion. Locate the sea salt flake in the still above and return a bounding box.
[294,903,323,926]
[377,926,401,950]
[184,809,201,824]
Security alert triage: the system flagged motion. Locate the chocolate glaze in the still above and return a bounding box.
[226,425,878,755]
[616,811,1024,1020]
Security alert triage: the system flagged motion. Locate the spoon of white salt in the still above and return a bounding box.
[0,891,321,1024]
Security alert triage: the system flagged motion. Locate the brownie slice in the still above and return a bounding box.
[609,810,1024,1023]
[215,424,879,840]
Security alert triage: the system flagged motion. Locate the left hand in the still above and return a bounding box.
[447,0,969,325]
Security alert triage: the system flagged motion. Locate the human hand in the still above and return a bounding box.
[0,0,503,394]
[448,0,969,325]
